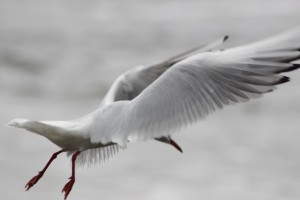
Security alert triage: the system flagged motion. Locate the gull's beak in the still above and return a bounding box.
[5,118,29,128]
[6,121,15,127]
[5,119,22,127]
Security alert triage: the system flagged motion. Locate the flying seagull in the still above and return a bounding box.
[7,27,300,199]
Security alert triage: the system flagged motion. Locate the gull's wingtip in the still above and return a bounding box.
[223,35,229,42]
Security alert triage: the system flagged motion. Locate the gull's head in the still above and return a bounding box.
[6,118,30,128]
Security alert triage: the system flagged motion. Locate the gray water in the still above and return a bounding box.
[1,0,300,200]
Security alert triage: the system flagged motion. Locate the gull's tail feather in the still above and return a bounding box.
[68,144,126,167]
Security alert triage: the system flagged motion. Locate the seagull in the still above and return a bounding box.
[7,27,300,199]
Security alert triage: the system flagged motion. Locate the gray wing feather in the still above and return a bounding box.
[125,58,298,143]
[89,27,300,145]
[100,36,228,106]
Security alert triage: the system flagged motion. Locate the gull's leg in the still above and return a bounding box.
[25,149,66,191]
[62,151,81,200]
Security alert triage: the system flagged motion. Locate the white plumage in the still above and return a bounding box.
[7,27,300,199]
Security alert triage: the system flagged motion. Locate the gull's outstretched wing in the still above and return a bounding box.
[100,36,228,106]
[80,36,228,165]
[90,27,300,145]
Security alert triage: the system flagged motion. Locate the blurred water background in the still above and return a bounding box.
[1,0,300,200]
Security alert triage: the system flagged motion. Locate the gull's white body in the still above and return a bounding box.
[8,28,300,165]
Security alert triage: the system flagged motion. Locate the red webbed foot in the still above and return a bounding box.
[25,171,43,191]
[62,177,75,200]
[62,151,80,200]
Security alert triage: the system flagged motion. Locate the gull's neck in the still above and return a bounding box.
[9,118,85,138]
[8,118,93,150]
[18,120,67,136]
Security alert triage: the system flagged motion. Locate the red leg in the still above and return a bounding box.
[62,151,80,200]
[25,149,66,191]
